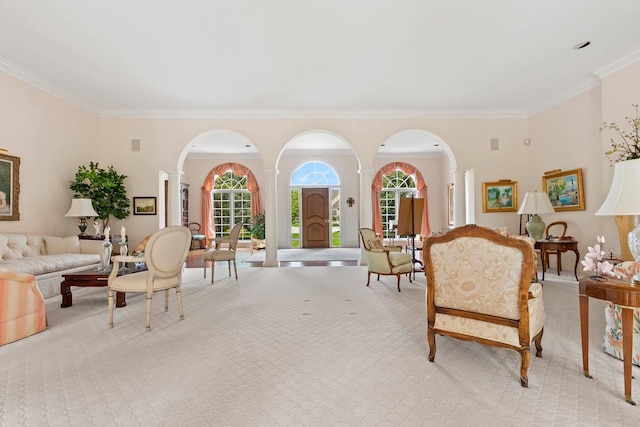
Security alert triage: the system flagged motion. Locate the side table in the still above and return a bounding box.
[579,276,640,405]
[535,239,580,280]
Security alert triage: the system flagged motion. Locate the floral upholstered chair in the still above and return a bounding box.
[423,224,545,387]
[359,228,413,292]
[604,261,640,366]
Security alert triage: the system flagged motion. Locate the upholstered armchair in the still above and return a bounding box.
[108,226,191,332]
[0,271,46,346]
[423,224,545,387]
[359,228,413,292]
[604,261,640,366]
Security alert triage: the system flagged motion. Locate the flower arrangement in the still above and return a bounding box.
[602,104,640,163]
[581,236,615,278]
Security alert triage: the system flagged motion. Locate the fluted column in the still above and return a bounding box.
[167,171,183,227]
[453,169,467,226]
[263,169,278,267]
[358,168,374,265]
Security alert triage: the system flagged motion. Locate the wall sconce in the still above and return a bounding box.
[346,197,355,207]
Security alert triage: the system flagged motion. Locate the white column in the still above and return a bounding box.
[453,169,467,227]
[359,168,374,228]
[263,169,278,267]
[167,171,183,227]
[358,168,374,265]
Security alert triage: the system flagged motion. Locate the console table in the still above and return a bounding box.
[535,239,579,280]
[579,276,640,405]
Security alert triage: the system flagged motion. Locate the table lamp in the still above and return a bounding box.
[596,158,640,285]
[517,191,555,241]
[65,198,99,236]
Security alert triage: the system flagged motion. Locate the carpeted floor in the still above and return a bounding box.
[243,248,361,263]
[0,267,638,426]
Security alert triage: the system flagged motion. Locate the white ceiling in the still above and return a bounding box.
[2,1,640,156]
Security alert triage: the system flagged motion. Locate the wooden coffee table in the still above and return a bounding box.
[60,264,146,308]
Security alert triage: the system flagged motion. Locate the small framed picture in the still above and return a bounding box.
[542,168,585,211]
[133,197,157,215]
[482,180,518,213]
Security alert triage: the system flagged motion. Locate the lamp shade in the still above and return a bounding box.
[517,192,555,215]
[65,198,99,217]
[595,158,640,215]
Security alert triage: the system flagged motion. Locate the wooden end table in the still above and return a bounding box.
[579,276,640,405]
[535,239,580,280]
[60,263,145,308]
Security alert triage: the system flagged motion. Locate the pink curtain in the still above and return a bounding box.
[371,162,431,238]
[200,162,262,242]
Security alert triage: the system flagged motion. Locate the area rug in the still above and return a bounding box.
[243,248,361,262]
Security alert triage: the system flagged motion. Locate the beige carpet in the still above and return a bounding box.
[244,248,361,262]
[0,267,638,426]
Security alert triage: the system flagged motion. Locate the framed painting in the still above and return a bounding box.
[482,180,518,213]
[0,153,20,221]
[447,183,454,226]
[542,168,584,211]
[133,197,157,215]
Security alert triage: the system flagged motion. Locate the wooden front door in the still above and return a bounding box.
[301,188,330,248]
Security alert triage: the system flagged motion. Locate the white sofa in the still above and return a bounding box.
[0,233,103,298]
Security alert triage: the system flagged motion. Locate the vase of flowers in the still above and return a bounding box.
[581,236,616,280]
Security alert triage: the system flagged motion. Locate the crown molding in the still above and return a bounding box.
[99,108,529,119]
[527,76,602,117]
[592,47,640,79]
[0,58,101,116]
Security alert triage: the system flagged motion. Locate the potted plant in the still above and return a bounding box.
[250,212,266,250]
[69,162,131,230]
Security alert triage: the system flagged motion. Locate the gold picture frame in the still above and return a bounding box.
[0,153,20,221]
[482,180,518,213]
[542,168,585,211]
[447,183,454,226]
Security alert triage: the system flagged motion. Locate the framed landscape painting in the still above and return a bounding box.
[482,180,518,213]
[133,197,157,215]
[0,153,20,221]
[542,168,584,211]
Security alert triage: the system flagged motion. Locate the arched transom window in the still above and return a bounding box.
[381,169,418,238]
[212,171,251,238]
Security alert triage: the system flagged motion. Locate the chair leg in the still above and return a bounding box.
[146,295,152,332]
[396,274,401,292]
[176,287,184,320]
[534,328,544,357]
[211,262,215,283]
[108,289,114,328]
[227,260,231,277]
[366,272,372,286]
[428,328,436,362]
[164,289,169,312]
[232,259,238,280]
[203,263,207,278]
[520,349,531,387]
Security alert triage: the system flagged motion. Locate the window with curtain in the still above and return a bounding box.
[381,170,417,238]
[212,171,251,239]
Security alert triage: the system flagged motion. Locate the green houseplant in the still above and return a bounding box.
[250,212,266,250]
[602,103,640,163]
[69,162,130,229]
